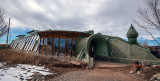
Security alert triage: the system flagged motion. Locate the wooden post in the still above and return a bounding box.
[46,38,49,56]
[9,33,11,44]
[39,38,41,54]
[70,38,73,57]
[64,38,67,57]
[6,17,11,44]
[42,38,44,56]
[51,38,54,56]
[74,38,77,57]
[57,37,60,56]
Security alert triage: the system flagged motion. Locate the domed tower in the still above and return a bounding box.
[126,24,139,44]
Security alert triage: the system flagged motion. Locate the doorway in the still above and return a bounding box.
[89,37,108,61]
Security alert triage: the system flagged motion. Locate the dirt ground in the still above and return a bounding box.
[50,62,144,81]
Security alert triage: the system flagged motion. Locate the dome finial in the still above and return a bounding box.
[126,24,139,44]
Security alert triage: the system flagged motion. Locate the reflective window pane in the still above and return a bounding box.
[39,38,43,54]
[44,38,47,55]
[66,38,72,56]
[72,39,76,57]
[59,38,65,57]
[48,38,53,55]
[53,38,59,56]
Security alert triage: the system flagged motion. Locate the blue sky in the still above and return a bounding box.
[1,27,160,46]
[0,27,32,44]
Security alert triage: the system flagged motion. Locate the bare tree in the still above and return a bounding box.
[133,0,160,45]
[0,9,8,40]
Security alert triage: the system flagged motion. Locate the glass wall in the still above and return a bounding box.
[44,38,47,55]
[54,38,59,56]
[39,38,43,54]
[59,38,65,57]
[72,39,76,57]
[48,38,53,55]
[66,38,72,56]
[39,37,77,57]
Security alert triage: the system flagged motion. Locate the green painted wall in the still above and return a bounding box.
[76,34,160,64]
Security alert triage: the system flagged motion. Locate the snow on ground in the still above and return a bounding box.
[0,62,54,81]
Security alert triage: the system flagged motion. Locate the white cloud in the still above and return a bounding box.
[0,0,157,39]
[144,35,160,40]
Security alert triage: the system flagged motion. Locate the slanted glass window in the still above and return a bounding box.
[28,36,35,51]
[24,37,31,51]
[30,36,37,51]
[35,37,40,53]
[31,35,38,51]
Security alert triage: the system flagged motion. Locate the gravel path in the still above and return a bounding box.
[51,67,144,81]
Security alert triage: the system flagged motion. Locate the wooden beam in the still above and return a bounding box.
[46,38,49,56]
[38,38,41,54]
[74,38,77,57]
[42,38,44,56]
[38,31,91,38]
[57,37,60,56]
[40,35,78,39]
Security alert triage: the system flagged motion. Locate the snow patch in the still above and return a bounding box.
[0,62,54,81]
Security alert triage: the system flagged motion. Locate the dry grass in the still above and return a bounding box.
[0,49,82,80]
[0,49,81,68]
[0,49,57,66]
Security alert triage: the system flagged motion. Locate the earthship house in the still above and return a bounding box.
[10,25,160,68]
